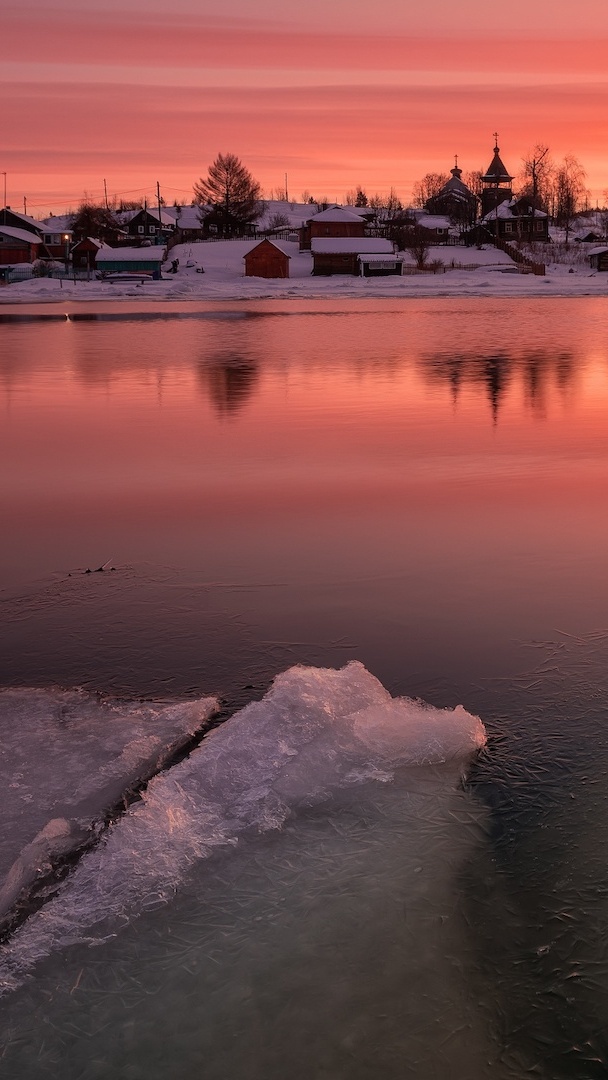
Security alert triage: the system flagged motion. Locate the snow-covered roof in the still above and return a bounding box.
[42,214,75,231]
[73,237,104,250]
[0,225,44,245]
[96,246,165,263]
[310,207,364,224]
[414,212,452,230]
[311,238,394,254]
[437,167,475,199]
[243,238,292,258]
[1,210,46,233]
[176,205,206,230]
[135,207,176,227]
[588,246,608,257]
[481,199,548,224]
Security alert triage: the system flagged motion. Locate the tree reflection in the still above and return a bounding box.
[197,354,259,416]
[422,348,576,422]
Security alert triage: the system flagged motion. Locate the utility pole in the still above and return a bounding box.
[103,178,109,210]
[156,181,162,244]
[285,173,288,202]
[1,174,6,224]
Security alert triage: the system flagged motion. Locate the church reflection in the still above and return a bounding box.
[421,348,576,422]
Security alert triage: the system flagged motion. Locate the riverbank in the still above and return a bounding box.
[1,239,606,303]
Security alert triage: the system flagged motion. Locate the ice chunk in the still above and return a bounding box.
[0,662,485,987]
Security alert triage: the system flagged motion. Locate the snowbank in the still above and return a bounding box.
[0,238,606,303]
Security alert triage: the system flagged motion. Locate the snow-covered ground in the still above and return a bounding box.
[1,239,607,304]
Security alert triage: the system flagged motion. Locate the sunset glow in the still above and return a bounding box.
[5,0,608,214]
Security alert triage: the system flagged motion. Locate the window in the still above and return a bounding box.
[138,225,144,234]
[505,223,513,233]
[149,225,155,234]
[535,221,544,232]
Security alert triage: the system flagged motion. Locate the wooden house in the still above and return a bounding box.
[311,237,395,276]
[41,228,73,261]
[0,208,45,237]
[575,229,604,243]
[300,207,366,250]
[174,205,208,242]
[480,196,549,242]
[244,238,290,278]
[71,237,104,270]
[0,225,47,264]
[409,211,454,242]
[127,207,176,243]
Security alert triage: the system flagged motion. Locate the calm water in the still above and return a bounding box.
[2,297,608,1078]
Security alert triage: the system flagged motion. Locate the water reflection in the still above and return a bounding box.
[197,354,259,416]
[422,348,576,422]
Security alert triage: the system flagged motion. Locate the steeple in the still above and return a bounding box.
[482,134,513,185]
[481,134,513,217]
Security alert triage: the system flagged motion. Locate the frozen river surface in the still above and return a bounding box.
[2,297,608,1078]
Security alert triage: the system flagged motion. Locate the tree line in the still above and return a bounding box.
[67,147,605,245]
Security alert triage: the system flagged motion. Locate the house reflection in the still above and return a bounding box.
[197,354,259,416]
[421,349,575,422]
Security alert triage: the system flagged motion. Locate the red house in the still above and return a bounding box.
[244,238,290,278]
[0,226,46,264]
[300,207,366,250]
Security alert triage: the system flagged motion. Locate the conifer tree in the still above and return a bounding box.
[193,153,262,237]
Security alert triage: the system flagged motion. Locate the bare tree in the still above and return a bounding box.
[71,201,121,243]
[193,153,262,237]
[267,212,290,231]
[344,186,369,207]
[369,188,402,221]
[520,145,553,208]
[463,170,484,201]
[552,156,588,244]
[411,173,449,208]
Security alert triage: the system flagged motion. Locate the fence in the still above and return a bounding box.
[472,227,546,275]
[0,266,96,286]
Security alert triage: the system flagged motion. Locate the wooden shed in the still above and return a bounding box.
[95,246,165,279]
[244,238,290,278]
[71,237,103,270]
[589,247,608,271]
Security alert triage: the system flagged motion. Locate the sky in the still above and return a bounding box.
[4,0,608,215]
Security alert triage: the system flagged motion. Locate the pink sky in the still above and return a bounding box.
[4,0,608,214]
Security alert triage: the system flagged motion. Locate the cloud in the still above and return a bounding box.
[7,79,608,205]
[4,9,608,75]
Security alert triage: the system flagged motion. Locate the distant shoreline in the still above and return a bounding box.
[1,273,608,306]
